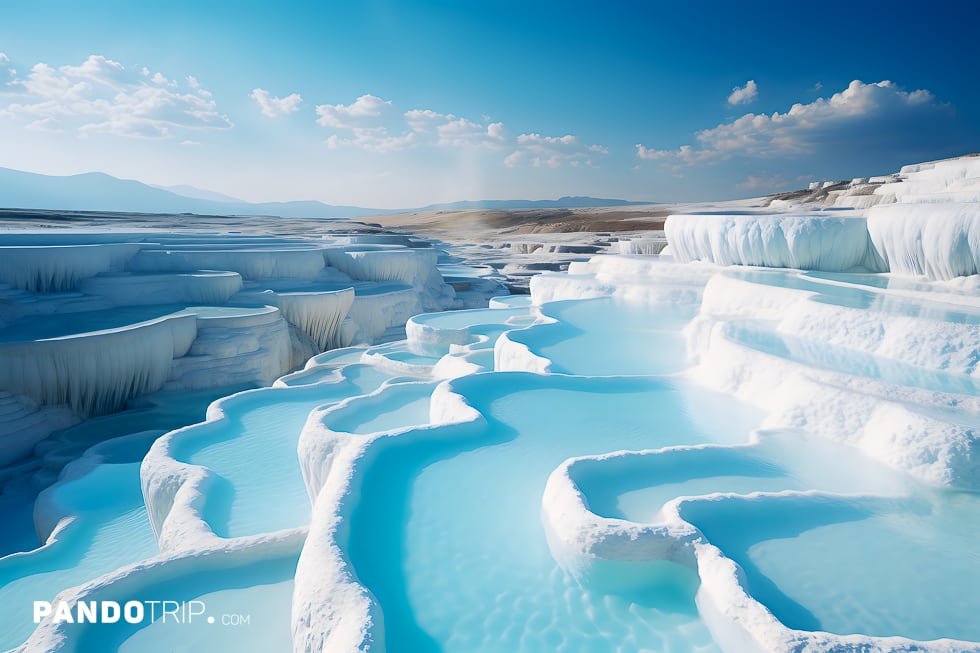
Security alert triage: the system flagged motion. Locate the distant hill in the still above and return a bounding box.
[149,184,246,204]
[0,167,652,218]
[0,167,387,218]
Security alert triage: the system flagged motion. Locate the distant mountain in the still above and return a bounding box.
[0,167,387,218]
[149,183,245,204]
[0,167,652,219]
[414,196,654,211]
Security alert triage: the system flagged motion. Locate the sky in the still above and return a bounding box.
[1,0,979,208]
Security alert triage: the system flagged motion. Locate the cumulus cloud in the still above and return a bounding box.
[0,54,232,139]
[317,96,514,153]
[314,94,421,152]
[636,143,715,165]
[316,94,604,165]
[728,80,758,105]
[637,80,952,166]
[315,94,391,128]
[503,150,524,167]
[404,108,444,132]
[506,133,608,168]
[250,88,302,117]
[434,117,492,146]
[404,108,506,147]
[324,128,417,153]
[487,122,505,141]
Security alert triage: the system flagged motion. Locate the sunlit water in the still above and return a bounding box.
[346,374,762,652]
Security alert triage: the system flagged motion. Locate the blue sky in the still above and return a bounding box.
[1,0,978,208]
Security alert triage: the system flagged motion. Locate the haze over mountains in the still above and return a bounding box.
[0,167,653,218]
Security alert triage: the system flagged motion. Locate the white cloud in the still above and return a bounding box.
[404,108,444,132]
[728,79,758,105]
[315,94,415,152]
[317,98,512,153]
[637,80,950,166]
[180,139,201,146]
[636,143,715,165]
[436,117,487,146]
[405,108,506,147]
[0,54,232,139]
[250,88,303,117]
[315,94,391,128]
[507,132,608,168]
[61,54,130,86]
[503,150,524,167]
[318,95,598,165]
[518,133,576,147]
[324,128,417,153]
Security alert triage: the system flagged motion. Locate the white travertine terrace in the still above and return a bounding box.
[4,155,979,653]
[667,154,980,279]
[0,231,463,478]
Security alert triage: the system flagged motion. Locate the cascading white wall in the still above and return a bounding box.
[617,237,668,256]
[276,289,355,351]
[128,248,326,280]
[665,155,980,280]
[664,213,883,272]
[868,203,980,279]
[344,286,424,344]
[0,314,197,416]
[0,243,143,292]
[322,247,454,310]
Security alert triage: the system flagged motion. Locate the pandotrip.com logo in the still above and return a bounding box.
[34,600,252,626]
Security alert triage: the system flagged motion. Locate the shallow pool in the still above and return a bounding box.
[346,374,762,652]
[0,462,158,650]
[175,370,396,538]
[682,490,980,642]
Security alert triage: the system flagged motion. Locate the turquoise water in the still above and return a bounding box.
[0,461,158,650]
[508,297,694,375]
[579,432,905,524]
[730,268,980,325]
[346,374,762,653]
[72,553,299,652]
[175,370,396,538]
[681,490,980,642]
[410,306,529,331]
[324,382,435,435]
[366,342,443,368]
